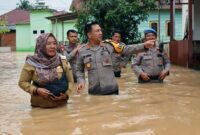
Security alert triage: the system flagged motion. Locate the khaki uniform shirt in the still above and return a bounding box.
[76,42,144,95]
[18,57,74,107]
[132,47,171,77]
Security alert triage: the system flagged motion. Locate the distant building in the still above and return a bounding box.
[15,1,77,51]
[16,8,54,51]
[0,9,29,51]
[138,4,182,42]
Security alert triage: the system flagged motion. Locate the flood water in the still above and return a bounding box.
[0,52,200,135]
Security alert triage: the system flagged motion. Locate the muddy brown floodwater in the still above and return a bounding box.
[0,52,200,135]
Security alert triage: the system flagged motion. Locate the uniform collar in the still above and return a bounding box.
[149,46,157,52]
[86,42,101,51]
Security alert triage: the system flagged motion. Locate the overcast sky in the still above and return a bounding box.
[0,0,73,15]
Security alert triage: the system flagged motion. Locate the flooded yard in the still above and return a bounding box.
[0,52,200,135]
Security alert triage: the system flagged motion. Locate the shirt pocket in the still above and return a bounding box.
[142,55,153,66]
[156,56,164,67]
[101,51,112,66]
[84,57,93,71]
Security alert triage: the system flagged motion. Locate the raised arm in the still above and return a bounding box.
[105,40,154,55]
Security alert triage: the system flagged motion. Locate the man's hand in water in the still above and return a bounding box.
[77,83,85,93]
[159,71,168,80]
[140,72,150,81]
[143,40,155,49]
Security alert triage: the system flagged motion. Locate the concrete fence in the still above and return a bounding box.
[0,47,11,53]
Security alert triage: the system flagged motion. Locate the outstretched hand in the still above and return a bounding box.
[143,40,155,49]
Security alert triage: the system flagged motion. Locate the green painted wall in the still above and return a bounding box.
[138,9,182,42]
[16,9,54,51]
[30,10,53,48]
[16,23,32,51]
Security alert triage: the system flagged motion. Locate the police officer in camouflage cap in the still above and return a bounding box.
[132,28,171,83]
[76,22,155,95]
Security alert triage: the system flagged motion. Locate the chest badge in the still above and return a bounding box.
[86,63,91,68]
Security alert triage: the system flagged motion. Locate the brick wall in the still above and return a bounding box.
[0,31,16,51]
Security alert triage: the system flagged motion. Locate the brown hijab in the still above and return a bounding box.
[26,33,61,83]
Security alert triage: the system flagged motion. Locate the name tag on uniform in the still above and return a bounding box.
[84,57,92,70]
[143,55,152,60]
[60,55,66,60]
[102,55,112,66]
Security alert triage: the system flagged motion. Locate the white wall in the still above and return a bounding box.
[182,0,188,38]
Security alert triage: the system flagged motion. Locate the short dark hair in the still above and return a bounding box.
[67,29,77,36]
[112,30,122,36]
[84,21,99,36]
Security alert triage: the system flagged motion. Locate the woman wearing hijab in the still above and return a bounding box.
[18,33,74,108]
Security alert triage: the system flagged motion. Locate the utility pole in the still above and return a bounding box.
[158,0,161,43]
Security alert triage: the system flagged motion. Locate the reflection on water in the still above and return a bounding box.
[0,52,200,135]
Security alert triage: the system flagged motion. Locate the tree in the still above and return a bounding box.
[0,19,10,34]
[16,0,33,10]
[75,0,155,44]
[0,19,10,46]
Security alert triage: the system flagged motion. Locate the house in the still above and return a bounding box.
[138,4,182,42]
[16,1,77,51]
[16,8,54,51]
[0,9,29,51]
[169,0,200,70]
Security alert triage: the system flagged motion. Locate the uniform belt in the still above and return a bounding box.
[138,75,163,83]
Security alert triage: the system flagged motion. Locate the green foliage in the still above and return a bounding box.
[0,20,10,34]
[75,0,155,44]
[16,0,33,10]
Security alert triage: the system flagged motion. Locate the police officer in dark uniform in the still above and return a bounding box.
[132,28,171,83]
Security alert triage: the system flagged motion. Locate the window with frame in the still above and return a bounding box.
[149,21,158,32]
[40,30,45,34]
[33,30,37,34]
